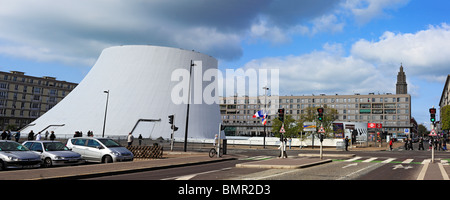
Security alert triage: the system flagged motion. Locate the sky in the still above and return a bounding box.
[0,0,449,128]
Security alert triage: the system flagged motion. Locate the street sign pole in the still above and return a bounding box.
[280,123,286,159]
[430,124,437,163]
[318,124,325,160]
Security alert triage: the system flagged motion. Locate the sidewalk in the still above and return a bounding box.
[417,161,450,180]
[0,152,235,180]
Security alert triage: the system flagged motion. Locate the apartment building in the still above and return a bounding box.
[219,65,413,138]
[0,71,77,130]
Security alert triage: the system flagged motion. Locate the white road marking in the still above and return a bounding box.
[345,157,362,162]
[161,167,232,180]
[381,158,396,163]
[362,157,378,163]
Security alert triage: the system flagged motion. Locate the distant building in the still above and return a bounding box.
[439,75,450,109]
[396,64,408,94]
[0,71,77,130]
[439,74,450,132]
[220,65,413,139]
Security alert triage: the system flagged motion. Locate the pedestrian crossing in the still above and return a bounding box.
[240,156,275,161]
[240,156,450,165]
[335,157,450,165]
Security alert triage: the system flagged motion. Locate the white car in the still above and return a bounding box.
[0,140,41,170]
[22,141,84,167]
[66,137,133,163]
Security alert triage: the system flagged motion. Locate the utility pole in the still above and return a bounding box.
[184,60,195,152]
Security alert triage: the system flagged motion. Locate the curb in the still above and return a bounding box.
[298,153,355,158]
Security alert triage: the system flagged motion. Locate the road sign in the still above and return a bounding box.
[303,122,316,131]
[318,126,325,133]
[404,128,409,134]
[280,125,286,133]
[429,129,437,136]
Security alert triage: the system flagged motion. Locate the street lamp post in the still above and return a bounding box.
[184,60,196,152]
[102,90,110,138]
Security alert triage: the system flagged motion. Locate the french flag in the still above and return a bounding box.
[254,110,268,125]
[261,117,267,125]
[253,110,264,118]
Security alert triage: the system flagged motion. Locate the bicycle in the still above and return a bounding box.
[209,147,223,158]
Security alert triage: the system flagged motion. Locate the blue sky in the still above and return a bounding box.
[0,0,449,128]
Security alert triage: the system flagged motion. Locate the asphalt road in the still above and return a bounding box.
[84,141,449,180]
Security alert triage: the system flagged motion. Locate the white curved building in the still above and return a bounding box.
[21,45,222,140]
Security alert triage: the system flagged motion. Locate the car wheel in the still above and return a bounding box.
[103,155,113,163]
[0,160,5,170]
[43,158,52,167]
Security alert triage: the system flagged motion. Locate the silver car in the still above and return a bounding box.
[66,137,133,163]
[23,141,84,167]
[0,140,41,170]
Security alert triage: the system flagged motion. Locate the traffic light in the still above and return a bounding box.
[317,107,324,122]
[278,108,285,122]
[429,108,436,123]
[168,115,174,125]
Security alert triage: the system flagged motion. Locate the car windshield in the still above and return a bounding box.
[44,142,69,151]
[0,141,29,151]
[97,139,121,147]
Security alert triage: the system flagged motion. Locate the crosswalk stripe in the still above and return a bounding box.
[345,157,362,162]
[362,157,378,163]
[422,159,431,164]
[382,158,396,163]
[402,159,414,164]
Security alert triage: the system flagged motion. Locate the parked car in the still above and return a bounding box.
[0,140,41,170]
[22,141,84,167]
[66,137,133,163]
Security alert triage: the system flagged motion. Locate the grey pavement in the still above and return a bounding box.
[0,152,235,180]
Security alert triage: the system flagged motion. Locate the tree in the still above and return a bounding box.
[271,115,300,138]
[442,105,450,131]
[417,124,429,137]
[298,106,338,138]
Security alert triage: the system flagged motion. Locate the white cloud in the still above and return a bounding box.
[242,43,393,96]
[351,23,450,81]
[343,0,410,25]
[0,0,344,65]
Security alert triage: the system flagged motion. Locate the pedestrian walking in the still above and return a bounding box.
[418,137,424,150]
[429,138,433,151]
[389,138,394,151]
[408,138,414,150]
[278,139,288,158]
[443,139,447,151]
[45,131,49,140]
[14,131,20,142]
[127,132,134,147]
[404,138,409,150]
[1,130,7,140]
[138,134,143,146]
[49,131,56,141]
[6,130,11,140]
[35,132,41,141]
[28,130,34,140]
[344,136,350,151]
